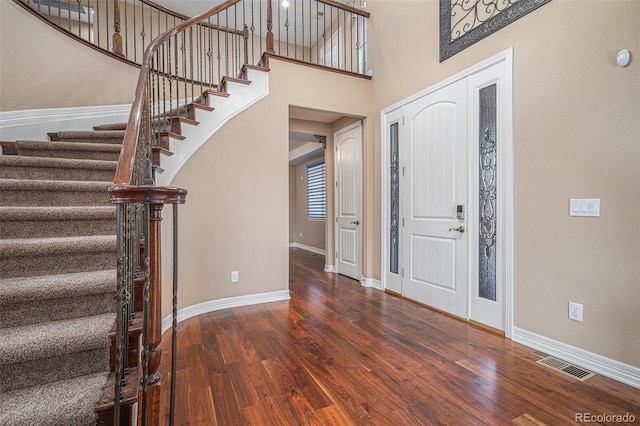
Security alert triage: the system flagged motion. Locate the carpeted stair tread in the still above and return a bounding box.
[94,123,127,130]
[0,178,111,206]
[0,372,108,425]
[15,140,121,161]
[53,130,125,144]
[0,206,116,238]
[0,155,117,181]
[0,178,110,191]
[0,313,115,365]
[0,234,117,258]
[0,205,116,221]
[0,269,116,305]
[0,235,117,278]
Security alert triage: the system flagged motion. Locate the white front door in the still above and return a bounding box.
[334,122,363,280]
[402,79,468,319]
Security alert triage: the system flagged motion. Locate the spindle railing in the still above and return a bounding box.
[15,0,371,77]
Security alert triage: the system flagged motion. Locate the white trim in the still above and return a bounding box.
[324,264,336,273]
[158,68,269,186]
[513,327,640,389]
[161,289,290,334]
[0,103,132,142]
[361,277,382,290]
[289,242,326,256]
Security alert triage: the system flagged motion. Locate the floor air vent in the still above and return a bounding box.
[536,356,596,381]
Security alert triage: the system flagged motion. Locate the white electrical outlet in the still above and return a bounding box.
[569,302,583,322]
[231,271,239,283]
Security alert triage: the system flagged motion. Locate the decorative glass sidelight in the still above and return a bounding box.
[390,123,400,274]
[479,84,497,301]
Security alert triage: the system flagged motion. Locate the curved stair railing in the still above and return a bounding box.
[107,1,245,422]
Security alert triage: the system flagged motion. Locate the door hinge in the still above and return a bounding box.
[335,252,338,258]
[335,217,338,223]
[402,166,405,177]
[402,116,405,125]
[402,218,405,227]
[401,268,405,277]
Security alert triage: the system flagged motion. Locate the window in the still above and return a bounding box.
[307,160,326,220]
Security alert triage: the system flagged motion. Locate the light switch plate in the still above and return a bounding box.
[569,199,600,217]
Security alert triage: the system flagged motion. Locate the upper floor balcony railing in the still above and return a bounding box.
[15,0,371,78]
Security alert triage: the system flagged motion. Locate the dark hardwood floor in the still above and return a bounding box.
[159,248,640,425]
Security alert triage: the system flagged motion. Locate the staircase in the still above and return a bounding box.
[0,131,120,424]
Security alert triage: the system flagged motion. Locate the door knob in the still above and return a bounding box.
[448,226,465,233]
[351,220,360,225]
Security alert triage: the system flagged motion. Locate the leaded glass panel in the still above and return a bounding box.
[479,84,497,301]
[390,122,400,275]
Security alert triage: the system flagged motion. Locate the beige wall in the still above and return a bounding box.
[162,59,372,315]
[0,1,139,111]
[290,156,327,250]
[366,0,640,367]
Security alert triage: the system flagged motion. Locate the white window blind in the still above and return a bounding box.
[307,160,326,219]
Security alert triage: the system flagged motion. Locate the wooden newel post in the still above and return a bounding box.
[140,202,164,424]
[113,0,124,57]
[266,0,275,54]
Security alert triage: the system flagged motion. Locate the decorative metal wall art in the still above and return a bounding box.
[478,84,497,301]
[440,0,552,61]
[389,123,400,275]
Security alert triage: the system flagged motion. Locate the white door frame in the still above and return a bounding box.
[334,120,363,280]
[380,49,514,337]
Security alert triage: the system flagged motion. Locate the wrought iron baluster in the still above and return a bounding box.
[217,13,221,86]
[181,31,187,117]
[285,4,289,56]
[225,8,229,81]
[140,203,151,426]
[259,0,263,56]
[208,17,214,89]
[250,0,255,64]
[169,203,180,426]
[141,1,146,57]
[132,0,136,61]
[189,27,195,103]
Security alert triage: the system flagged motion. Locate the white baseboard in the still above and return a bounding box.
[361,277,382,290]
[161,289,290,334]
[324,264,336,273]
[512,327,640,389]
[289,242,326,256]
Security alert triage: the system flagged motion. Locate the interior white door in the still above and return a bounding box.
[334,122,363,280]
[402,79,468,319]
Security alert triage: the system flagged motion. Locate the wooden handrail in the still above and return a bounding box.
[111,0,242,188]
[318,0,370,18]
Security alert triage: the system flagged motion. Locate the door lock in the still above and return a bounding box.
[448,226,465,233]
[351,220,360,225]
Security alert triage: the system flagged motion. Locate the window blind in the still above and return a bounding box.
[307,161,326,219]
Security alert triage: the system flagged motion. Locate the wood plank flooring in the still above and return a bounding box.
[159,248,640,425]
